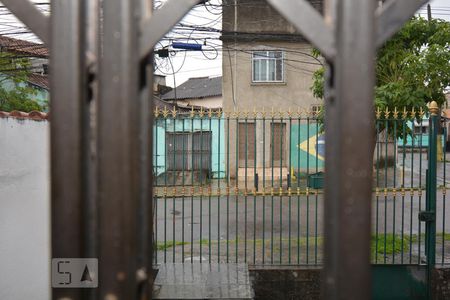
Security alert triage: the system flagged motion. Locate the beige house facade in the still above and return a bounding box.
[222,41,322,112]
[222,0,324,179]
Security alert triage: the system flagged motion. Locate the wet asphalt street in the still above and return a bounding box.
[154,154,450,264]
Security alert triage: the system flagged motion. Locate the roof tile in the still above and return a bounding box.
[162,76,222,101]
[0,35,48,58]
[27,73,49,90]
[0,110,48,121]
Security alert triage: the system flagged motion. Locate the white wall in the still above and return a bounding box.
[176,96,223,109]
[0,117,50,300]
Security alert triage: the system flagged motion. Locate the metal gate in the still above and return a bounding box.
[372,104,440,299]
[2,0,437,299]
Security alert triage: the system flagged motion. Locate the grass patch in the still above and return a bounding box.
[155,233,449,254]
[371,234,418,255]
[156,241,189,251]
[197,237,324,247]
[437,233,450,241]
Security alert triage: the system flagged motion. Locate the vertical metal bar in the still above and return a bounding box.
[226,116,230,263]
[437,124,446,265]
[97,0,140,297]
[418,118,424,263]
[323,0,375,297]
[406,117,413,263]
[235,117,239,263]
[315,119,319,264]
[173,117,176,263]
[393,117,397,264]
[384,118,388,263]
[191,116,195,263]
[200,117,203,262]
[164,118,168,262]
[279,117,283,264]
[442,123,448,264]
[322,0,338,281]
[51,1,86,299]
[218,114,221,262]
[427,103,438,298]
[426,170,430,259]
[138,2,154,289]
[208,116,212,263]
[140,68,155,298]
[288,116,292,264]
[182,119,186,262]
[138,47,154,300]
[410,116,416,264]
[262,115,266,264]
[297,115,301,264]
[402,119,406,264]
[155,117,159,265]
[306,116,310,264]
[271,119,274,264]
[244,118,248,262]
[253,115,257,264]
[85,0,99,273]
[375,119,381,263]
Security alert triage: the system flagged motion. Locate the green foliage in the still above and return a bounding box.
[371,234,417,255]
[375,17,450,111]
[0,51,43,112]
[311,68,325,100]
[311,17,450,114]
[0,86,42,112]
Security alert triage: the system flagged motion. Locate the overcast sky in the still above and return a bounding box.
[160,0,450,87]
[0,0,448,87]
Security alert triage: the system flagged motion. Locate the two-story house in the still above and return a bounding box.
[221,0,324,181]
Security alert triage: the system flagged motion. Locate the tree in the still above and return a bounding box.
[311,17,450,116]
[0,51,43,112]
[311,17,449,165]
[0,87,42,112]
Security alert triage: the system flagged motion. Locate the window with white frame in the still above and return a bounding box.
[252,50,284,82]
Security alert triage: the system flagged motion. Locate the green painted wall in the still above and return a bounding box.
[289,123,325,173]
[153,117,226,178]
[397,117,444,148]
[154,119,325,178]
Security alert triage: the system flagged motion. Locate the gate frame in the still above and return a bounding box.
[0,0,434,299]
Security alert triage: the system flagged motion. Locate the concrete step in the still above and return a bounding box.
[153,263,254,299]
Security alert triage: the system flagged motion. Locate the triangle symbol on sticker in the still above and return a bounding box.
[81,265,93,282]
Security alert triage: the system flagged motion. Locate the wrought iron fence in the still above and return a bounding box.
[153,106,449,266]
